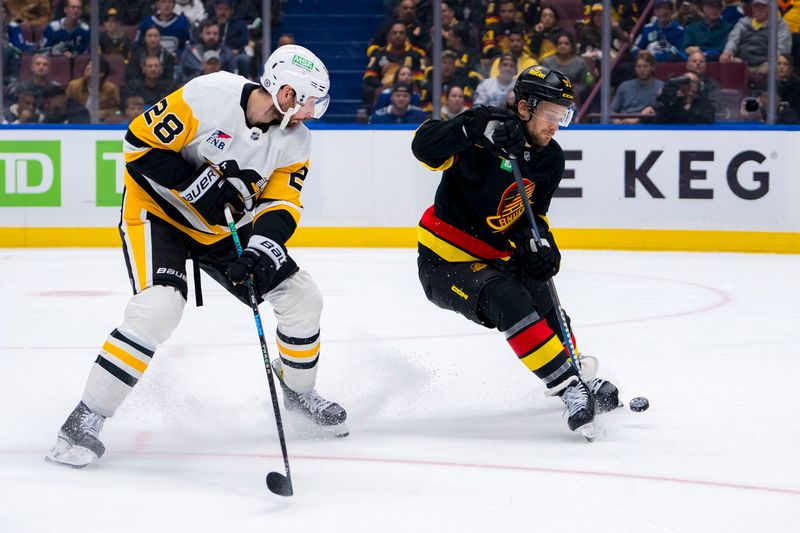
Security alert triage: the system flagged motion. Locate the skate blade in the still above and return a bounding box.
[578,421,605,442]
[322,421,349,438]
[45,438,97,468]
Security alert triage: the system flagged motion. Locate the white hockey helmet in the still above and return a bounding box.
[260,44,330,128]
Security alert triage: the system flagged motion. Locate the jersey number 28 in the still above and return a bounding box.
[143,98,185,144]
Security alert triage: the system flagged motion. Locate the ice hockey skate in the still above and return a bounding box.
[558,379,597,438]
[45,402,106,468]
[587,377,621,413]
[271,359,349,438]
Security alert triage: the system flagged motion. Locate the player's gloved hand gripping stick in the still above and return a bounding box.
[224,205,293,497]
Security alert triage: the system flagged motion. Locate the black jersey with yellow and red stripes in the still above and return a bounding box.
[411,110,565,263]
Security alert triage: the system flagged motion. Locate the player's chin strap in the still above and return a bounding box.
[272,95,301,130]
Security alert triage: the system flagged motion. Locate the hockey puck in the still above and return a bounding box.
[629,397,649,412]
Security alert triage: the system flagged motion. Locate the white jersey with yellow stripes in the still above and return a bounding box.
[123,71,311,244]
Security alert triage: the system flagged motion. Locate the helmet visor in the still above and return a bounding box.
[298,94,330,119]
[534,103,575,127]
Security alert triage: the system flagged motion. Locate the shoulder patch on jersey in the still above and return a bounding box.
[206,129,233,152]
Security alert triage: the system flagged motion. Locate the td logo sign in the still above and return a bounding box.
[96,140,124,206]
[0,141,61,207]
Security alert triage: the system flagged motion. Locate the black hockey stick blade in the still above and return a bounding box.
[266,472,293,497]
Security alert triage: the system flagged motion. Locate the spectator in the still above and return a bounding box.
[276,33,295,47]
[65,56,121,121]
[610,51,663,123]
[481,0,527,60]
[530,5,563,61]
[136,0,192,56]
[577,4,627,62]
[201,49,222,75]
[180,20,236,82]
[7,53,62,108]
[370,0,429,55]
[122,94,145,122]
[126,26,177,85]
[173,0,207,30]
[674,0,704,27]
[489,28,536,78]
[122,55,176,108]
[5,0,52,27]
[369,82,427,124]
[543,33,594,101]
[633,0,685,62]
[578,3,631,85]
[720,0,791,74]
[39,0,90,56]
[682,0,732,62]
[685,50,720,109]
[450,0,486,29]
[110,0,151,26]
[440,85,468,119]
[777,52,800,117]
[585,0,641,34]
[779,0,800,33]
[474,53,517,106]
[99,7,133,58]
[4,15,36,82]
[435,0,460,51]
[374,65,422,109]
[41,84,90,123]
[654,71,715,123]
[721,0,745,26]
[3,90,43,124]
[212,0,251,77]
[445,21,481,73]
[363,21,425,105]
[420,49,482,112]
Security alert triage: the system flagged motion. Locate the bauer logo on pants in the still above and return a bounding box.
[0,141,61,207]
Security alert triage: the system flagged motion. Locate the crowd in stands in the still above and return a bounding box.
[2,0,799,125]
[363,0,800,125]
[1,0,272,124]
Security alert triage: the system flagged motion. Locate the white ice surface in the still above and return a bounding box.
[1,248,798,532]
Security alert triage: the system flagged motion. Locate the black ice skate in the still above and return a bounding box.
[272,359,349,438]
[559,379,596,432]
[587,377,621,413]
[45,401,106,468]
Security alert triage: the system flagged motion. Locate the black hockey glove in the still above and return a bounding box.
[491,117,526,158]
[514,227,561,280]
[227,235,288,287]
[177,164,245,226]
[464,106,525,157]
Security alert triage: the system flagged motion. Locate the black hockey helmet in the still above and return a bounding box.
[513,65,575,125]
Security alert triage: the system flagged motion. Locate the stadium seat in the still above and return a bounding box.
[73,54,126,88]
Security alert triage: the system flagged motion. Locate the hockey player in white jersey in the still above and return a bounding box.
[46,45,348,469]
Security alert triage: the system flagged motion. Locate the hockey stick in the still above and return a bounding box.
[508,158,582,376]
[224,206,293,497]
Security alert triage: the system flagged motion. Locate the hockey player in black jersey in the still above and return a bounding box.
[412,65,619,435]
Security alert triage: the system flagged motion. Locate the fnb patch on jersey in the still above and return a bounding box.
[206,129,233,151]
